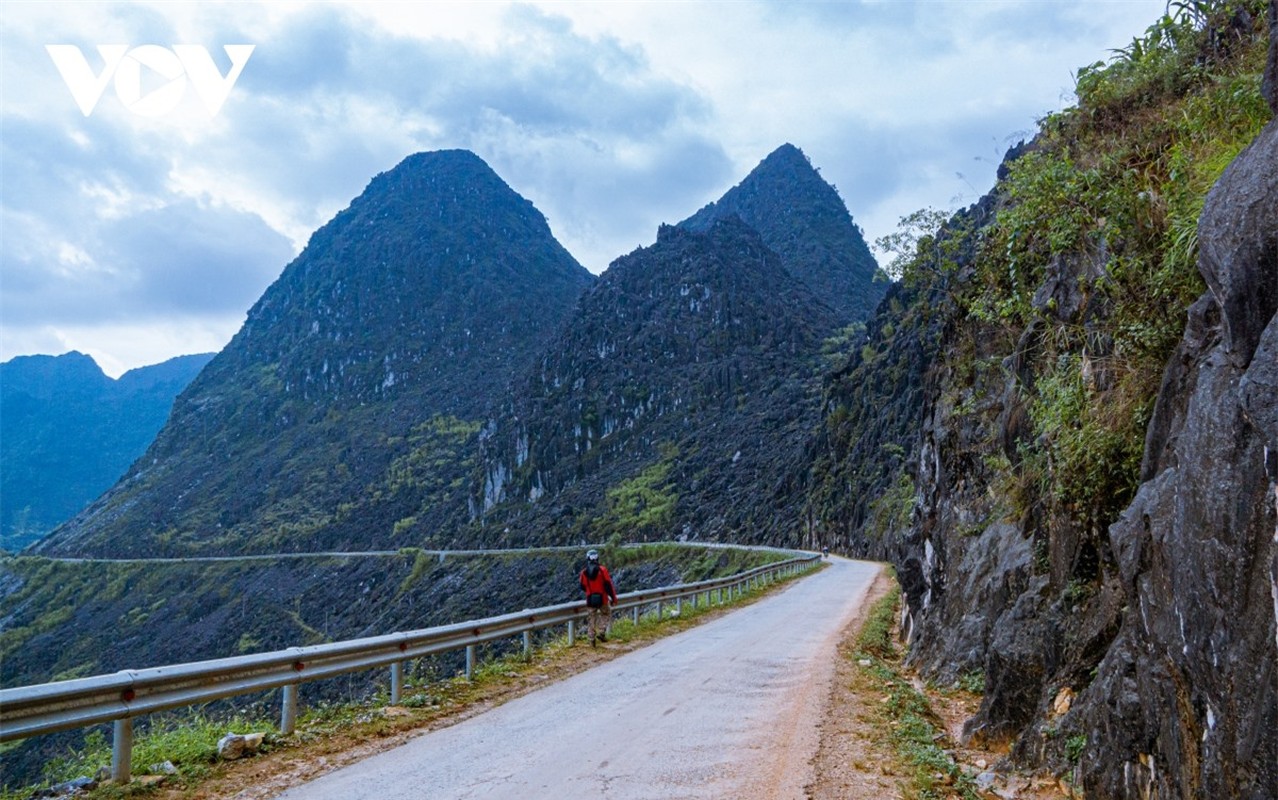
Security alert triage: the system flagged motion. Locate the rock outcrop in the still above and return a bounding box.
[807,8,1276,794]
[1264,0,1278,113]
[1073,112,1278,800]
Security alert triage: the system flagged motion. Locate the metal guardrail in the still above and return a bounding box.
[0,553,820,783]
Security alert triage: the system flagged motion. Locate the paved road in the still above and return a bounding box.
[273,557,881,800]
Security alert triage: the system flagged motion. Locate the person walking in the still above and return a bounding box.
[579,549,618,647]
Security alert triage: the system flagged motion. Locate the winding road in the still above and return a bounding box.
[272,556,881,800]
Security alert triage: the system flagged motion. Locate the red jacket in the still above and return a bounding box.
[580,563,617,605]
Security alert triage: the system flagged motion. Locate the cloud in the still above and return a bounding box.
[1,196,293,325]
[207,2,731,266]
[1,0,1169,372]
[1,1,731,369]
[99,200,296,315]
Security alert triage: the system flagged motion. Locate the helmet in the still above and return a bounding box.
[586,549,599,562]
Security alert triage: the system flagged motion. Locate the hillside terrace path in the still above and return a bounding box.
[42,541,789,564]
[271,556,881,800]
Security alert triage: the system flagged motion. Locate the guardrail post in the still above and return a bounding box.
[567,619,576,646]
[111,717,132,783]
[466,645,476,680]
[717,587,724,604]
[523,630,532,660]
[390,662,403,704]
[281,684,298,734]
[632,605,639,625]
[676,596,683,615]
[657,599,663,620]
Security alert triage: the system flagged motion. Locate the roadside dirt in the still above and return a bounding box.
[806,569,901,799]
[807,569,1063,800]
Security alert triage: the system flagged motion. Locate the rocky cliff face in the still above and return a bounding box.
[803,193,998,560]
[466,145,879,549]
[1073,110,1277,800]
[33,150,593,558]
[808,6,1276,795]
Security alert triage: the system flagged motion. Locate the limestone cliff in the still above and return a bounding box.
[810,4,1277,793]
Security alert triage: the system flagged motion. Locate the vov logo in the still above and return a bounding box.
[46,44,255,117]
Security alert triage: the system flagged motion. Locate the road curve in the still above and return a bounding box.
[273,557,881,800]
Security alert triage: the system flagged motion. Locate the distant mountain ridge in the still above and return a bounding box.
[0,351,213,550]
[35,150,594,557]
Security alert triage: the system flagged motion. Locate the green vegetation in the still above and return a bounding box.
[960,0,1271,530]
[957,669,985,695]
[820,322,867,368]
[1066,732,1088,763]
[1,712,278,800]
[865,471,916,539]
[854,580,899,660]
[592,446,680,538]
[853,580,982,800]
[381,416,482,498]
[874,207,956,285]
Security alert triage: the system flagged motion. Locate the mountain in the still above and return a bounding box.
[33,150,593,558]
[463,144,883,548]
[470,217,840,547]
[0,351,213,550]
[680,143,884,324]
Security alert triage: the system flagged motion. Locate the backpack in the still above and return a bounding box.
[584,563,604,607]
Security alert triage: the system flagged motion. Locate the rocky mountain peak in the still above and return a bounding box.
[35,149,592,557]
[224,148,593,415]
[679,143,883,324]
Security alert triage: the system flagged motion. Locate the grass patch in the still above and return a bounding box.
[1,712,278,800]
[852,578,982,800]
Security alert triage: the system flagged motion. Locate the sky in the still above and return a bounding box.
[0,0,1168,377]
